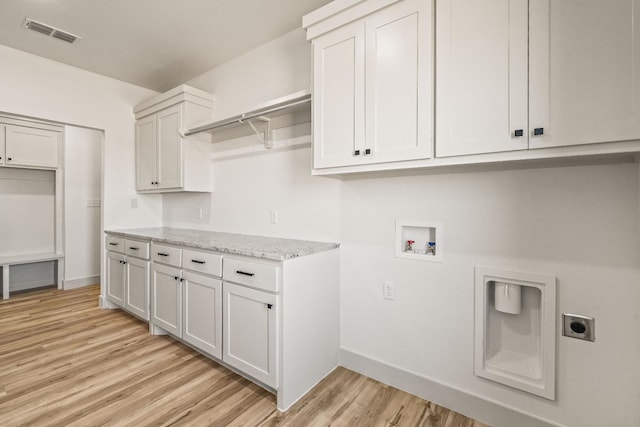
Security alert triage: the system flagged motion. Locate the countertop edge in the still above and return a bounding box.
[105,228,340,262]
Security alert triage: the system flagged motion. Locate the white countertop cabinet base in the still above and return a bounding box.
[106,237,151,321]
[105,229,339,413]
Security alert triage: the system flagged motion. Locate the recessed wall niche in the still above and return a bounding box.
[395,220,443,262]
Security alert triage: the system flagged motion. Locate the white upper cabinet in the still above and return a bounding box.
[307,0,433,171]
[529,0,640,148]
[437,0,640,157]
[134,85,214,193]
[135,114,156,191]
[156,105,183,189]
[436,0,528,157]
[2,124,61,169]
[365,0,431,163]
[312,22,365,168]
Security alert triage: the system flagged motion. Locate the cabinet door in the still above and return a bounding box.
[106,252,125,307]
[529,0,640,148]
[136,114,157,191]
[125,257,150,321]
[365,0,433,163]
[151,263,182,336]
[157,104,183,189]
[436,0,529,157]
[223,282,277,388]
[0,125,5,165]
[183,272,222,359]
[5,125,60,168]
[313,21,365,169]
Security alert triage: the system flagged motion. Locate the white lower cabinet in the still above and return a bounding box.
[151,263,182,336]
[223,281,277,388]
[106,252,125,307]
[183,271,222,359]
[108,231,339,412]
[106,237,151,321]
[125,256,150,320]
[150,245,223,358]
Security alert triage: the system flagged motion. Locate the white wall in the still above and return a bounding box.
[64,126,102,287]
[0,44,160,231]
[2,21,637,427]
[0,168,55,256]
[174,28,639,426]
[0,44,161,294]
[340,163,640,426]
[164,28,341,243]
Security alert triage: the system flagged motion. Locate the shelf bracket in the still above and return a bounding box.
[240,116,273,149]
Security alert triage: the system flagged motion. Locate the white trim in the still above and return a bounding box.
[99,294,119,309]
[339,348,564,427]
[10,279,56,292]
[64,275,100,290]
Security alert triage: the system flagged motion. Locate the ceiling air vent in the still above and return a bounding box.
[24,18,81,44]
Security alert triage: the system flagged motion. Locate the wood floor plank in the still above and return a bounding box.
[0,285,489,427]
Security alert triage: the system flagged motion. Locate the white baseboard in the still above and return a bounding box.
[99,295,120,309]
[64,275,100,290]
[10,279,55,292]
[340,348,562,427]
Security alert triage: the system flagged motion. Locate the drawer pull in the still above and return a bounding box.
[157,252,169,257]
[191,259,206,265]
[236,270,255,277]
[109,242,118,246]
[129,247,139,251]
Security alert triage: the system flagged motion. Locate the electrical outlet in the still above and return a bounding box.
[130,198,138,208]
[270,210,279,224]
[383,281,395,300]
[198,208,203,220]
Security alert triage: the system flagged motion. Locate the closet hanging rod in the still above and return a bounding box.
[183,92,311,137]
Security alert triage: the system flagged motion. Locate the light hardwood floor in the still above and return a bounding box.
[0,285,488,427]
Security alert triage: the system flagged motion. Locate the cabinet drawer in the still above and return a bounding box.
[182,249,222,277]
[152,243,182,267]
[125,239,150,259]
[106,236,125,253]
[223,258,280,293]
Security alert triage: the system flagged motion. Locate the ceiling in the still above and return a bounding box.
[0,0,332,92]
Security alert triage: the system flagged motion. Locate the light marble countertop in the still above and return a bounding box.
[105,227,339,261]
